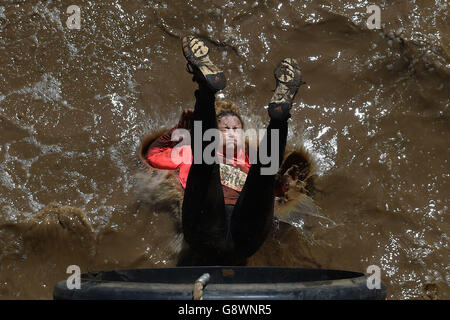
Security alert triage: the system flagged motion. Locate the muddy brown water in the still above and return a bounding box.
[0,0,449,299]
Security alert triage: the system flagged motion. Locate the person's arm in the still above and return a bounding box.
[274,165,301,197]
[146,126,180,170]
[146,109,194,170]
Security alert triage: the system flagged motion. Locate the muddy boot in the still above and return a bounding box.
[268,58,305,121]
[182,35,227,92]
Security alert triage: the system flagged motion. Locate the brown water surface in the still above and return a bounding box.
[0,0,449,299]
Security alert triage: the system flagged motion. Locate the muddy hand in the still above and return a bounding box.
[284,165,301,188]
[178,109,194,129]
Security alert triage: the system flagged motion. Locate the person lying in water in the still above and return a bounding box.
[146,36,305,265]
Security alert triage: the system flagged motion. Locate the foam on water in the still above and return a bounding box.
[0,0,448,299]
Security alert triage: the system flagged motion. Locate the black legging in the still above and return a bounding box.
[181,86,288,264]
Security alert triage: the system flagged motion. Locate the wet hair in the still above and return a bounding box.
[215,100,244,129]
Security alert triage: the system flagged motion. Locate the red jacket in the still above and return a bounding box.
[146,126,251,205]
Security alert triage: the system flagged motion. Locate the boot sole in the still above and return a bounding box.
[271,58,303,105]
[182,36,227,92]
[268,58,304,120]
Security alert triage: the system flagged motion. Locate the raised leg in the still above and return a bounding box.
[230,58,304,259]
[180,36,229,255]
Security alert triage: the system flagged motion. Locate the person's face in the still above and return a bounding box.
[217,115,243,155]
